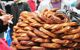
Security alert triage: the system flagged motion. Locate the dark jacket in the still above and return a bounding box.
[36,0,40,9]
[0,4,2,9]
[5,4,11,14]
[10,2,31,28]
[0,4,8,33]
[1,0,13,1]
[0,19,8,33]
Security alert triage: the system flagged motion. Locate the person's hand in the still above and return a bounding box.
[0,9,6,15]
[0,14,13,25]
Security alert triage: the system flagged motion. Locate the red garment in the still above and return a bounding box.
[27,0,36,12]
[0,38,12,50]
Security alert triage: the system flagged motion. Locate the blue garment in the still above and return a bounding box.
[4,27,12,46]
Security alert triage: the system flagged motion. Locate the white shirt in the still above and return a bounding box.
[37,0,52,12]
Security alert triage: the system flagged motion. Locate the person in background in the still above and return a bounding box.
[37,0,61,12]
[0,9,13,33]
[5,1,14,14]
[0,9,12,50]
[10,0,31,28]
[5,0,31,46]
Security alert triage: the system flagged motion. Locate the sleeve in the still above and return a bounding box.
[0,19,8,33]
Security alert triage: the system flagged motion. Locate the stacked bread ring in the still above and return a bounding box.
[11,8,80,50]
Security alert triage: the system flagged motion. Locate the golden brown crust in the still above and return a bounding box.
[27,31,37,38]
[40,43,61,48]
[30,22,42,27]
[32,38,50,43]
[31,46,46,50]
[54,26,71,34]
[24,26,33,31]
[20,41,35,46]
[69,27,80,34]
[55,13,69,23]
[10,46,17,50]
[33,29,49,38]
[16,22,28,27]
[17,36,30,41]
[52,39,72,44]
[39,27,56,38]
[62,34,80,39]
[20,11,30,18]
[16,44,31,49]
[16,29,27,33]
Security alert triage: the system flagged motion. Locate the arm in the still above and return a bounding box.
[0,19,8,33]
[0,14,13,33]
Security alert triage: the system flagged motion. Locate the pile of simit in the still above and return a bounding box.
[11,8,80,50]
